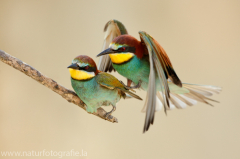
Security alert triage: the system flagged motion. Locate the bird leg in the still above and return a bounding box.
[119,80,142,92]
[105,105,116,120]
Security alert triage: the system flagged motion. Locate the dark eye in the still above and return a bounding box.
[85,66,89,70]
[118,47,126,52]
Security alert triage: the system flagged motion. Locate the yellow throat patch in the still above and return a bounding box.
[69,68,95,80]
[109,53,134,64]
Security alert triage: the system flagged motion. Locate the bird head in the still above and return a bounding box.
[97,35,144,64]
[67,55,98,80]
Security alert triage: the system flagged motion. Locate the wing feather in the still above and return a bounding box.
[140,31,176,132]
[98,20,128,72]
[142,39,157,132]
[142,32,182,87]
[96,72,142,100]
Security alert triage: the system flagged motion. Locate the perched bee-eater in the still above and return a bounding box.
[97,20,221,132]
[68,55,142,118]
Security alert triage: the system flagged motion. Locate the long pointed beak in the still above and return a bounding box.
[67,63,79,69]
[97,48,117,57]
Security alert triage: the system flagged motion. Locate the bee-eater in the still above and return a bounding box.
[97,20,221,132]
[68,55,142,118]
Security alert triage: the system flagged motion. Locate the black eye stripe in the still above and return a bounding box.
[78,66,96,72]
[117,46,135,53]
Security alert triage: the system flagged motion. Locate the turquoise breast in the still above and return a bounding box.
[112,55,161,91]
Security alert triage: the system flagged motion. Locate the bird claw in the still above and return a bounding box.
[105,105,116,120]
[105,112,113,120]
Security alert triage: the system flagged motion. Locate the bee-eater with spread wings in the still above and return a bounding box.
[97,20,221,133]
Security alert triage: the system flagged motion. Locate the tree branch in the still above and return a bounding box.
[0,49,118,123]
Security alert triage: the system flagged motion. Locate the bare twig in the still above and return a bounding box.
[0,49,118,123]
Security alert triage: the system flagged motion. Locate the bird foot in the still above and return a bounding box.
[105,112,113,120]
[105,105,116,120]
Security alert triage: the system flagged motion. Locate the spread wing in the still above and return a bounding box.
[96,72,142,100]
[139,31,182,132]
[98,19,128,72]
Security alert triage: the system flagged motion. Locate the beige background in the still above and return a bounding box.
[0,0,239,159]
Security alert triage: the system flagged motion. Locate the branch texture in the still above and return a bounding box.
[0,49,118,123]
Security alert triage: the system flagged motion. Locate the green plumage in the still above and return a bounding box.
[71,72,141,113]
[68,55,142,114]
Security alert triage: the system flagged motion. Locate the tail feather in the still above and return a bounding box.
[173,93,196,106]
[184,85,213,96]
[141,83,221,113]
[123,89,143,101]
[156,97,163,111]
[170,94,187,108]
[156,92,168,113]
[168,83,221,109]
[184,92,213,106]
[183,83,221,94]
[141,95,163,112]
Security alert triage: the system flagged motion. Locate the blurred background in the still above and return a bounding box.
[0,0,239,159]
